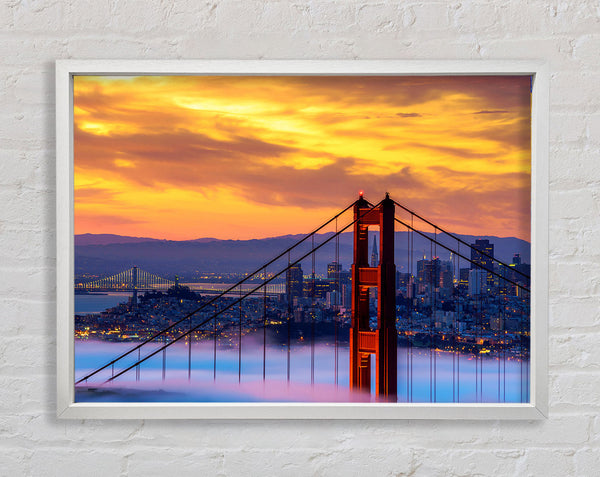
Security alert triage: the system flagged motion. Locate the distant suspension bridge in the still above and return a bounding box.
[76,266,175,291]
[75,266,286,295]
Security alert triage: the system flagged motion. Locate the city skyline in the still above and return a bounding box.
[75,222,531,404]
[74,75,532,242]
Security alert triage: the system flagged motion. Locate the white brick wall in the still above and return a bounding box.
[1,1,598,475]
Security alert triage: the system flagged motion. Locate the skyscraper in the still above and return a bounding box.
[303,279,330,300]
[286,264,303,306]
[458,267,470,292]
[439,260,454,297]
[371,235,379,267]
[327,261,342,280]
[327,261,342,296]
[339,269,352,308]
[470,239,495,290]
[468,269,487,296]
[512,253,522,265]
[508,252,531,289]
[470,239,494,270]
[396,271,412,298]
[417,257,440,295]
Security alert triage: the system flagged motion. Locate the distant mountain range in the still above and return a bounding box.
[75,233,222,246]
[75,232,531,279]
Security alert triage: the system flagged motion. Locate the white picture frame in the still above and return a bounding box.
[56,59,549,419]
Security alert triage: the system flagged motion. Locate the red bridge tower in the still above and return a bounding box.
[350,193,397,400]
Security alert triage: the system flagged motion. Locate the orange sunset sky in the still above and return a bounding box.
[73,75,531,241]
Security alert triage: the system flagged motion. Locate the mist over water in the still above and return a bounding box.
[75,337,529,403]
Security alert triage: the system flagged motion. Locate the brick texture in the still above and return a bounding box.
[0,1,599,475]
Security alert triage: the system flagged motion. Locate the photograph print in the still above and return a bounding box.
[73,73,532,404]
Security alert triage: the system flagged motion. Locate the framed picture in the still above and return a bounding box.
[56,60,548,419]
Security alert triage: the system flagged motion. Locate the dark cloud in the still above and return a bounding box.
[398,178,531,242]
[394,163,530,237]
[74,126,527,227]
[473,110,509,114]
[427,165,530,189]
[74,121,426,210]
[405,142,499,160]
[74,186,116,201]
[74,125,300,188]
[73,75,532,239]
[230,159,422,209]
[282,75,531,112]
[76,213,147,225]
[454,116,531,151]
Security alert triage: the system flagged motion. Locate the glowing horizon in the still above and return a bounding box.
[74,75,531,241]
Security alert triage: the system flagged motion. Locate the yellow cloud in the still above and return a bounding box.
[73,75,531,241]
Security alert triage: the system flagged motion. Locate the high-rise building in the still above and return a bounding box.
[396,272,414,299]
[303,279,330,300]
[339,269,352,308]
[471,239,495,290]
[326,290,340,308]
[286,264,303,305]
[468,269,487,296]
[396,271,410,289]
[439,260,453,288]
[371,235,379,267]
[470,239,494,270]
[439,260,454,297]
[417,257,439,288]
[327,261,342,291]
[417,258,433,294]
[416,257,453,297]
[508,252,531,290]
[327,261,342,279]
[458,267,470,292]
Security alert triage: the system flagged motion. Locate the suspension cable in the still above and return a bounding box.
[393,216,530,293]
[391,199,529,279]
[76,199,358,384]
[103,201,383,384]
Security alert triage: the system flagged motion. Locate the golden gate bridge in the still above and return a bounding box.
[75,194,531,403]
